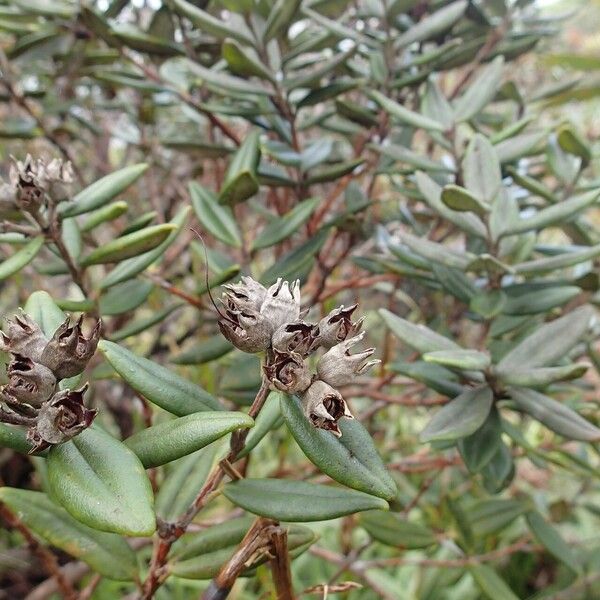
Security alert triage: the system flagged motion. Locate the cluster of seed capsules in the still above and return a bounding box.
[0,312,100,452]
[218,276,379,436]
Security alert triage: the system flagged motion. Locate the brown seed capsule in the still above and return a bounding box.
[260,278,301,330]
[271,321,319,357]
[40,316,101,380]
[4,354,56,408]
[218,309,273,353]
[28,385,96,453]
[264,351,313,394]
[316,331,380,387]
[316,304,363,349]
[1,312,49,363]
[300,380,353,437]
[222,276,267,313]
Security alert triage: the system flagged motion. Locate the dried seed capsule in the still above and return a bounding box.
[316,331,380,387]
[316,304,363,349]
[264,351,313,394]
[4,354,56,408]
[300,380,353,437]
[40,316,101,380]
[28,385,96,453]
[222,276,267,313]
[260,278,301,330]
[1,312,49,363]
[271,321,319,356]
[218,309,273,353]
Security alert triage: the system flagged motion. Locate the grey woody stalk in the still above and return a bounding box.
[216,276,378,437]
[0,311,100,452]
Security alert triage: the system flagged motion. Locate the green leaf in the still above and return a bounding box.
[99,279,154,316]
[481,441,514,494]
[110,304,182,342]
[389,361,463,397]
[98,340,222,415]
[394,0,467,48]
[80,224,176,266]
[168,0,254,45]
[379,308,460,354]
[222,38,274,82]
[59,164,148,218]
[514,244,600,275]
[441,184,490,216]
[186,59,273,97]
[172,337,233,365]
[495,131,546,164]
[526,510,580,573]
[495,364,589,388]
[238,391,283,458]
[470,290,507,318]
[264,0,301,42]
[467,498,526,537]
[100,207,190,289]
[260,227,328,286]
[424,349,491,371]
[420,386,493,442]
[155,445,218,521]
[281,395,397,500]
[509,387,600,442]
[219,130,261,205]
[0,423,37,454]
[415,171,486,238]
[396,230,475,270]
[557,124,591,164]
[422,77,454,131]
[360,511,437,549]
[374,143,453,173]
[504,190,599,236]
[0,236,44,280]
[454,56,505,122]
[0,488,137,580]
[222,479,388,521]
[469,565,520,600]
[368,90,445,131]
[23,290,66,337]
[252,197,319,250]
[458,407,502,473]
[498,306,593,369]
[81,201,128,232]
[125,411,253,468]
[110,23,182,56]
[189,181,241,247]
[47,427,155,536]
[502,286,581,315]
[462,134,502,204]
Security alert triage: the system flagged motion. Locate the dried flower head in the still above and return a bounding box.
[40,316,101,379]
[260,278,301,330]
[264,351,313,394]
[300,380,353,437]
[271,320,319,356]
[218,308,273,353]
[317,304,363,349]
[316,331,380,387]
[28,385,96,453]
[1,312,49,362]
[222,276,267,313]
[4,354,56,408]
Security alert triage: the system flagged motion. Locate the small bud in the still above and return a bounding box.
[316,331,380,387]
[264,351,313,394]
[4,354,56,408]
[300,380,353,437]
[40,316,101,379]
[222,276,267,313]
[316,304,363,349]
[1,312,48,362]
[28,385,96,453]
[218,309,273,353]
[271,321,319,356]
[260,278,301,330]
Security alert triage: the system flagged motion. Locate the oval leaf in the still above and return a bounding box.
[281,395,397,500]
[424,349,491,371]
[222,479,388,521]
[0,236,44,280]
[360,510,437,549]
[98,340,221,415]
[125,411,253,468]
[47,427,155,536]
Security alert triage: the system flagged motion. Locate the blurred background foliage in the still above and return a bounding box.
[0,0,599,599]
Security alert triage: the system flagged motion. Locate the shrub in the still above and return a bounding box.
[0,0,598,598]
